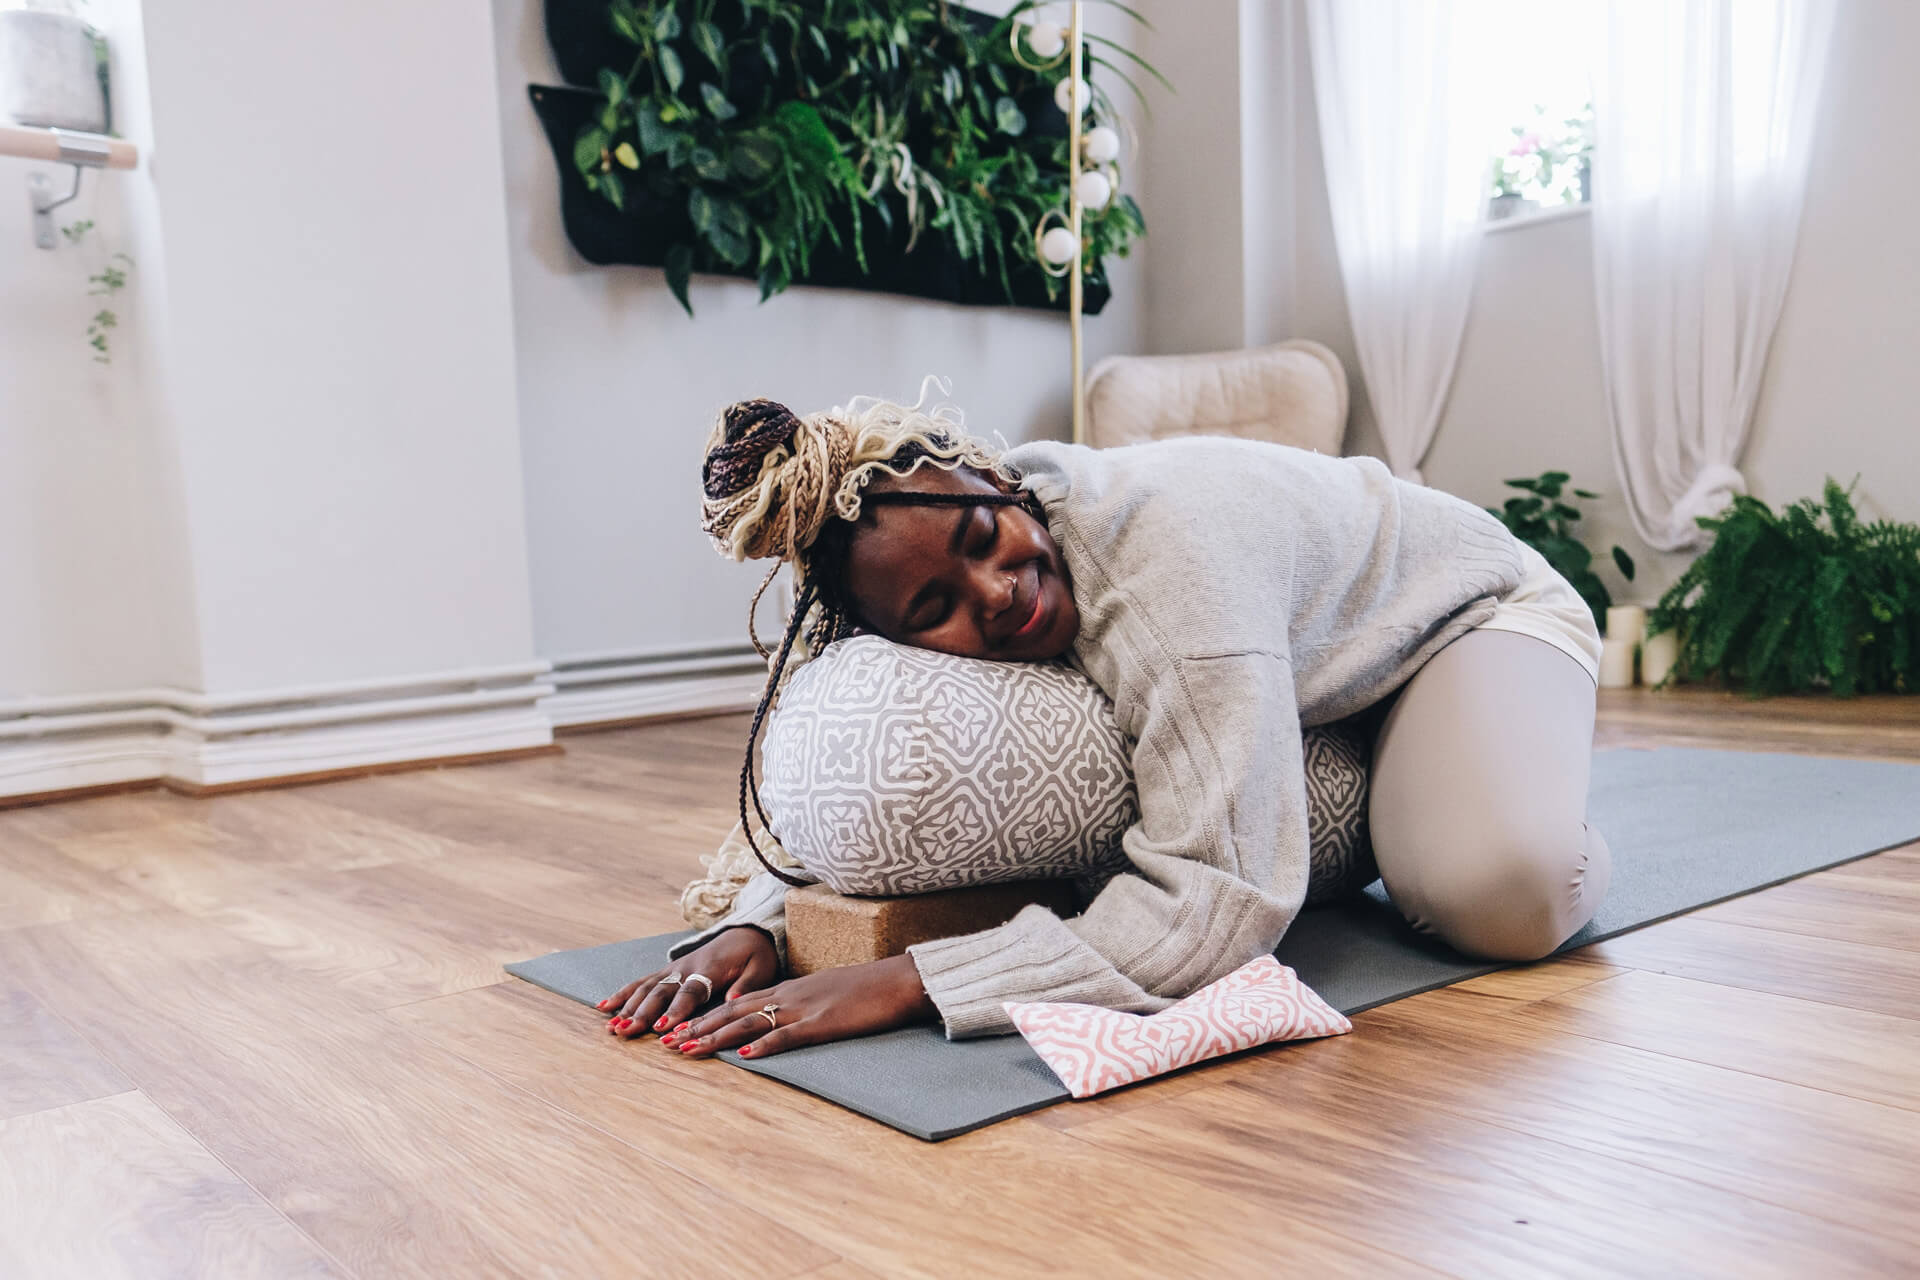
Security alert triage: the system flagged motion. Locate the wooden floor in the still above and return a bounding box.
[2,690,1917,1278]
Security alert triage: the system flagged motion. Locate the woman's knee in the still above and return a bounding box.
[1399,821,1609,962]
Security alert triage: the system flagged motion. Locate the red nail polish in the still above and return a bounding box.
[679,1041,699,1053]
[738,1045,754,1057]
[673,1022,691,1032]
[660,1035,678,1047]
[597,1000,610,1009]
[654,1016,669,1030]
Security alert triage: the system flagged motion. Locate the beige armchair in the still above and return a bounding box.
[1085,339,1350,454]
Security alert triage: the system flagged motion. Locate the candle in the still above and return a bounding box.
[1598,634,1637,688]
[1604,604,1646,643]
[1641,628,1680,688]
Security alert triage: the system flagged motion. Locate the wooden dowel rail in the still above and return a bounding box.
[0,123,138,170]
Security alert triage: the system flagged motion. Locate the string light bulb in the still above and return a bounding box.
[1083,125,1121,165]
[1025,19,1065,60]
[1053,75,1089,116]
[1075,169,1112,210]
[1040,224,1079,266]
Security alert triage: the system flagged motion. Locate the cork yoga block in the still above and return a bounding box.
[784,880,1083,976]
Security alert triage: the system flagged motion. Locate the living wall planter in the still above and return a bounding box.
[528,0,1113,315]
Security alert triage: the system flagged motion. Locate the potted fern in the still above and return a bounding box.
[1650,480,1920,695]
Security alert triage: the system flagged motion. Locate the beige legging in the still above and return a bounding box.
[1367,628,1611,961]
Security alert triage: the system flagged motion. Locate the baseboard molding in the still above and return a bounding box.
[0,662,555,800]
[541,643,767,728]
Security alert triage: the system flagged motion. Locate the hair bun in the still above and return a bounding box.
[704,399,802,501]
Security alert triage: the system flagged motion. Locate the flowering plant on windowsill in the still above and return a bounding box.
[1487,103,1592,221]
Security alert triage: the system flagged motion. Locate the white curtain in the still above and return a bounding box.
[1592,0,1837,551]
[1304,0,1496,484]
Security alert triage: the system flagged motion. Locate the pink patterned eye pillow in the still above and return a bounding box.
[1003,957,1352,1099]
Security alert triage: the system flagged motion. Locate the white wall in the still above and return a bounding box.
[0,0,200,702]
[491,0,1150,673]
[4,0,551,796]
[143,0,540,692]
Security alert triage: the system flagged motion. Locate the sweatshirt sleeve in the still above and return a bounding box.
[666,867,813,969]
[908,651,1310,1038]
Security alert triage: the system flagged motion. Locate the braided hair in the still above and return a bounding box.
[698,387,1033,887]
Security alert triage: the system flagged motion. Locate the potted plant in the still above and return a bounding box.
[0,1,108,133]
[1650,480,1920,696]
[1488,471,1636,629]
[1487,103,1592,221]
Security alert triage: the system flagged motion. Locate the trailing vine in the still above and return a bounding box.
[59,218,132,365]
[568,0,1161,314]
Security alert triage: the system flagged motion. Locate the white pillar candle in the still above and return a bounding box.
[1604,604,1646,644]
[1598,635,1637,689]
[1640,628,1680,688]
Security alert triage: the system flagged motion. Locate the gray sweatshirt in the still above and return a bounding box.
[676,437,1526,1037]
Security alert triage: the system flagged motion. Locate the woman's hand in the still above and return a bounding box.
[661,953,938,1059]
[600,927,778,1038]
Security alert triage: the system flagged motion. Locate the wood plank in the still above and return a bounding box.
[0,1091,344,1279]
[1514,970,1920,1112]
[1692,868,1920,952]
[401,978,1442,1278]
[1593,687,1920,761]
[0,830,153,930]
[180,847,688,1010]
[1576,913,1920,1019]
[1447,955,1626,1004]
[0,988,131,1120]
[1060,1029,1910,1278]
[0,913,833,1280]
[1353,987,1920,1248]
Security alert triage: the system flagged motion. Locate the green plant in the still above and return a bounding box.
[1650,480,1920,696]
[573,0,1162,314]
[1488,471,1635,629]
[60,218,132,365]
[1489,102,1592,207]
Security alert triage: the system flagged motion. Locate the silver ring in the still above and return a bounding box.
[757,1003,779,1029]
[682,973,713,998]
[656,975,682,986]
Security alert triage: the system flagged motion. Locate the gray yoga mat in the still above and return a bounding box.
[507,747,1920,1140]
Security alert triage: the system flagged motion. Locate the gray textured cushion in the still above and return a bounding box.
[760,634,1374,903]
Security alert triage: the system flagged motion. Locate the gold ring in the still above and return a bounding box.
[757,1003,779,1029]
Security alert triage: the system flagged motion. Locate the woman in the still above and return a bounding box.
[602,391,1611,1059]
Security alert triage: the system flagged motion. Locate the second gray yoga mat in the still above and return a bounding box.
[506,746,1920,1140]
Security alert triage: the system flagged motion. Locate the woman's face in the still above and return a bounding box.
[841,465,1079,662]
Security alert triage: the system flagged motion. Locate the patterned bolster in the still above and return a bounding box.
[760,635,1374,903]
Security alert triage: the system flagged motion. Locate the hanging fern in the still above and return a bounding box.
[1649,479,1920,696]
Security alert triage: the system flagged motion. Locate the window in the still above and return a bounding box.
[1478,1,1595,223]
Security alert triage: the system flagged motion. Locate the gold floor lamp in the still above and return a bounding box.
[1013,2,1123,447]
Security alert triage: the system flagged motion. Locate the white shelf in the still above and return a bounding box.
[0,122,138,169]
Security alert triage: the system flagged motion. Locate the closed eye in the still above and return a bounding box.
[970,505,1000,556]
[904,504,998,632]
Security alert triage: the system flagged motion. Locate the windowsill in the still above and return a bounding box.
[1482,202,1591,235]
